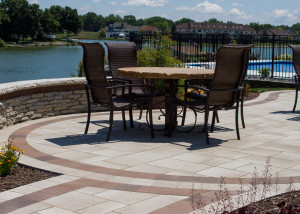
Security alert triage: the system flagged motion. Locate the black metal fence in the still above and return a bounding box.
[129,32,300,82]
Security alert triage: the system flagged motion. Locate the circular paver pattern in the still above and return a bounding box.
[1,90,300,214]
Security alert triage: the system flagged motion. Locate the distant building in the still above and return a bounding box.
[176,22,256,35]
[105,22,139,38]
[139,26,159,34]
[257,29,297,37]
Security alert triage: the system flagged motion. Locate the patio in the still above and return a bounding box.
[0,90,300,213]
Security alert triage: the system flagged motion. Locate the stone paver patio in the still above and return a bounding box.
[0,90,300,214]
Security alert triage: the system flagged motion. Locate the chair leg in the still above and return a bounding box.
[149,98,155,138]
[84,86,91,134]
[293,86,298,112]
[138,105,143,120]
[215,111,220,123]
[241,91,246,128]
[181,105,187,126]
[122,109,127,131]
[204,109,210,144]
[235,103,241,140]
[106,107,114,142]
[129,106,134,128]
[210,111,217,132]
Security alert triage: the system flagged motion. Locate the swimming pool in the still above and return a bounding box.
[186,61,296,79]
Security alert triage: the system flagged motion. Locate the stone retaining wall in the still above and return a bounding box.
[0,78,90,129]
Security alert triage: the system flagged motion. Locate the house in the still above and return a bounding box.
[257,29,297,37]
[105,22,140,38]
[176,22,256,35]
[139,26,159,34]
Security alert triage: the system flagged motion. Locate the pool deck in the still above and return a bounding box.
[0,90,300,213]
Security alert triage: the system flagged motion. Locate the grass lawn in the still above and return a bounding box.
[56,31,118,40]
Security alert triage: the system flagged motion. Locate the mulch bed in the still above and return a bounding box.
[244,92,260,101]
[0,164,58,192]
[232,190,300,213]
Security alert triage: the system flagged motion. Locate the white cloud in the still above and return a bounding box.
[92,0,101,2]
[114,9,126,14]
[232,2,243,7]
[229,8,252,20]
[30,0,38,4]
[122,0,167,7]
[270,9,298,24]
[110,1,117,5]
[176,1,225,14]
[79,5,91,12]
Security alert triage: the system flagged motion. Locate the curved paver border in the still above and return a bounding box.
[1,90,299,214]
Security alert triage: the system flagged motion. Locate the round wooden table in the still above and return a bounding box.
[117,67,214,137]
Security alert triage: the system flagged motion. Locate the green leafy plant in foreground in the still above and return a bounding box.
[258,67,271,78]
[137,34,184,91]
[0,139,24,176]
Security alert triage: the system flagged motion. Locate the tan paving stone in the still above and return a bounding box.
[95,190,156,205]
[42,191,106,211]
[37,207,77,214]
[114,195,187,214]
[7,202,52,214]
[77,201,126,214]
[197,167,248,178]
[0,190,23,201]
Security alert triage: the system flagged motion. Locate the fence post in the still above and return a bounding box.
[271,34,275,79]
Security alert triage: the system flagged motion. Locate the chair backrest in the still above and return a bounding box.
[289,45,300,79]
[209,45,252,106]
[105,42,143,84]
[78,42,111,104]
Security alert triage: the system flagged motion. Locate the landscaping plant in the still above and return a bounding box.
[190,157,300,213]
[0,139,24,176]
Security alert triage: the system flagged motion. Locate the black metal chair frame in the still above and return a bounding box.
[289,45,300,112]
[79,42,154,141]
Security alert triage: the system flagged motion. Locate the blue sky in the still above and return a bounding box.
[31,0,300,26]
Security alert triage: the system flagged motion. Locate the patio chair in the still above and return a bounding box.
[78,42,154,141]
[289,45,300,112]
[178,45,252,144]
[105,42,164,119]
[180,44,252,130]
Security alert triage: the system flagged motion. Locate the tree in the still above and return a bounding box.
[41,8,59,35]
[49,5,63,32]
[82,12,104,32]
[61,6,81,37]
[26,4,43,40]
[99,28,106,38]
[135,18,144,26]
[144,16,174,33]
[104,14,122,26]
[0,0,31,40]
[248,22,261,33]
[123,15,136,25]
[291,23,300,35]
[175,18,195,25]
[205,18,223,23]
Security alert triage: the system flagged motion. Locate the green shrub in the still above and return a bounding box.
[258,68,271,78]
[0,38,7,47]
[137,35,184,91]
[0,139,24,176]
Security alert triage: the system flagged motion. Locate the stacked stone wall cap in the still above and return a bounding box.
[0,78,86,96]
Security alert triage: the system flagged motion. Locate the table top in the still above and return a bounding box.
[117,67,214,79]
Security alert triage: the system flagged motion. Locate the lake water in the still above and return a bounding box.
[0,40,126,84]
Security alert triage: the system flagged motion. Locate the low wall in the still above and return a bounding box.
[0,78,90,129]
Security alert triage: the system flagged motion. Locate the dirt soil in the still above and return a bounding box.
[0,164,58,192]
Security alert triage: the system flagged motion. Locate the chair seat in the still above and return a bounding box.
[133,90,164,99]
[112,96,138,108]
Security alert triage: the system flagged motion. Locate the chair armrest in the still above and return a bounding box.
[108,77,133,84]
